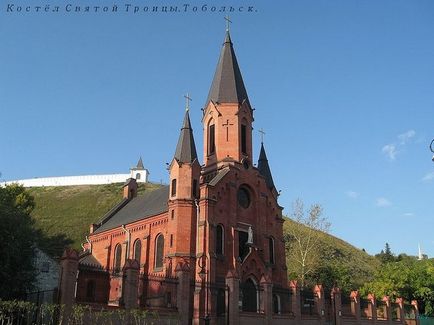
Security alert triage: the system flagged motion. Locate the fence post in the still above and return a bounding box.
[261,275,273,324]
[226,269,240,325]
[289,280,301,322]
[368,293,377,323]
[314,285,325,324]
[59,248,79,323]
[122,259,139,309]
[411,300,420,325]
[351,290,361,323]
[382,296,392,324]
[176,262,191,325]
[332,287,342,325]
[396,298,405,324]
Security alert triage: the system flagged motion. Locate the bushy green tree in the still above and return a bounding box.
[360,257,434,316]
[0,184,37,299]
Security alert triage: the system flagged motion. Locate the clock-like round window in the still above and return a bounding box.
[237,187,250,209]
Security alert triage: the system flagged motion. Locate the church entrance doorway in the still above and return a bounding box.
[241,278,258,312]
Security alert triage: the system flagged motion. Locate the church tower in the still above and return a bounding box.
[194,28,287,323]
[202,30,253,170]
[167,109,201,272]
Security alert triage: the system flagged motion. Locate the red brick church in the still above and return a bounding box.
[71,28,288,324]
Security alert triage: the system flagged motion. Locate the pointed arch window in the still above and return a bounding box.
[193,179,198,198]
[216,224,224,255]
[171,179,177,196]
[136,173,141,180]
[241,124,247,154]
[155,234,164,269]
[133,239,142,265]
[269,237,275,264]
[114,244,122,273]
[273,294,281,314]
[208,123,215,155]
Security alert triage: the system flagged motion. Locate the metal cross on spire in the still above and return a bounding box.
[224,15,232,32]
[184,93,192,112]
[259,128,266,143]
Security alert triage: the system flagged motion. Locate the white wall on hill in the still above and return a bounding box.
[1,164,149,187]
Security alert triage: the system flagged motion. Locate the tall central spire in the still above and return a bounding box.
[205,30,250,107]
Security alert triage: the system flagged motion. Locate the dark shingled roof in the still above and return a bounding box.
[136,157,144,169]
[174,110,198,163]
[208,168,230,186]
[205,31,250,107]
[258,143,275,189]
[79,253,102,267]
[94,186,169,233]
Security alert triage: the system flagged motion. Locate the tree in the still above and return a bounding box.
[0,184,37,299]
[360,258,434,316]
[375,242,396,264]
[284,199,330,287]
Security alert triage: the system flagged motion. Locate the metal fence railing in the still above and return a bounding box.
[300,289,317,315]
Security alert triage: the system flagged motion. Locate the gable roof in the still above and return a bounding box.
[93,186,169,234]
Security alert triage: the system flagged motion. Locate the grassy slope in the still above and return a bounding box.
[284,218,380,289]
[28,182,163,257]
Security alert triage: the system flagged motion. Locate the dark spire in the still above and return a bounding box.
[205,30,250,107]
[136,157,144,169]
[174,110,198,163]
[258,143,275,189]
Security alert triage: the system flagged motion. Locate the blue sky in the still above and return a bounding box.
[0,0,433,257]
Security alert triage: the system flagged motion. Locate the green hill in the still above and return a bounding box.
[283,218,379,291]
[28,183,378,290]
[28,182,163,257]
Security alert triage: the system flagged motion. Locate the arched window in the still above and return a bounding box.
[193,179,198,198]
[269,237,275,264]
[155,234,164,269]
[136,173,141,180]
[217,288,226,316]
[273,294,281,314]
[171,179,177,196]
[208,122,215,155]
[216,224,224,255]
[241,124,247,154]
[133,239,142,264]
[241,278,258,312]
[114,244,122,273]
[86,280,96,302]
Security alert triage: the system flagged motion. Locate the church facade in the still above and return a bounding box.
[72,29,288,323]
[57,28,421,325]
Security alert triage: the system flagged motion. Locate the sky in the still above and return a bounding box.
[0,0,433,258]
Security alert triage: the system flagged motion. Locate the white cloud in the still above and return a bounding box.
[382,144,397,160]
[422,172,434,182]
[346,191,359,199]
[398,130,416,144]
[403,212,415,217]
[382,130,416,161]
[376,197,392,207]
